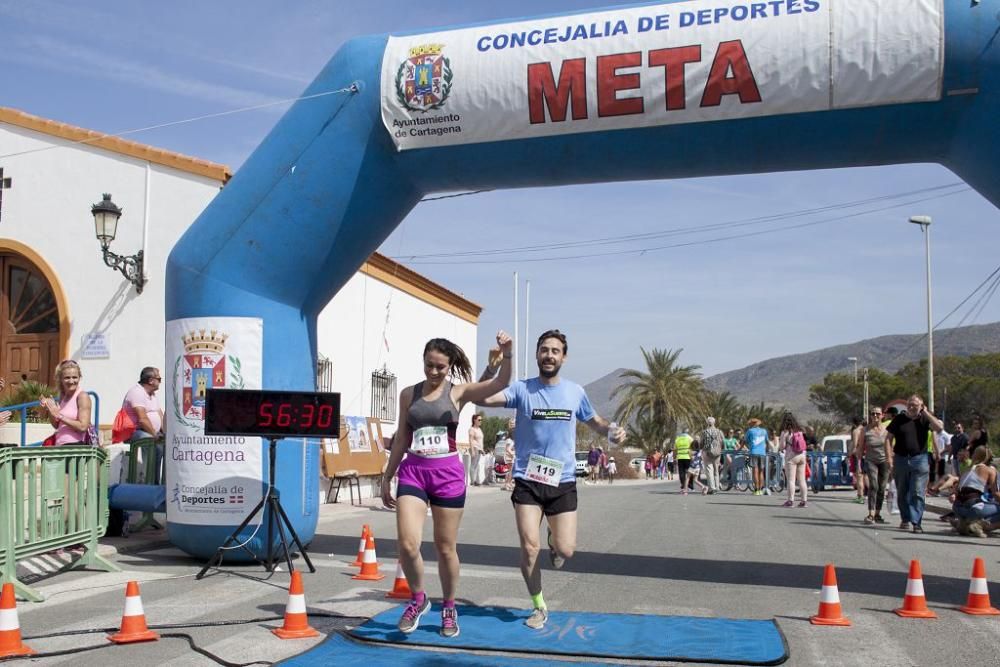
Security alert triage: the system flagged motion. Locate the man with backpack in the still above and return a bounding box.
[700,417,725,494]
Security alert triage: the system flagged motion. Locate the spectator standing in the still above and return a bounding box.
[674,428,693,493]
[502,419,516,492]
[858,407,890,524]
[607,457,617,484]
[968,415,990,452]
[803,426,819,452]
[949,423,969,476]
[745,419,769,496]
[850,416,867,504]
[700,417,724,494]
[586,444,600,484]
[123,367,164,441]
[598,446,609,483]
[469,414,485,485]
[780,413,808,508]
[41,360,92,445]
[683,443,709,495]
[665,449,675,480]
[886,395,943,533]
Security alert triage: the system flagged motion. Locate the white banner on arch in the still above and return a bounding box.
[380,0,942,150]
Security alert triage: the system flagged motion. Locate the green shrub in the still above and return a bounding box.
[0,380,57,423]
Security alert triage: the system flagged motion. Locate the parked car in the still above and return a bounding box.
[629,457,645,471]
[821,435,851,454]
[574,451,589,477]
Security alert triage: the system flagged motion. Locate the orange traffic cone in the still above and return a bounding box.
[272,571,320,639]
[108,581,160,644]
[809,564,851,626]
[959,557,1000,616]
[0,583,35,657]
[385,561,412,599]
[351,525,370,567]
[894,560,937,618]
[352,532,385,581]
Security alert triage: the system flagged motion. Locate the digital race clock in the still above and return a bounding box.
[204,389,342,439]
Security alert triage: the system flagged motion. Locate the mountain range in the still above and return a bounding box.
[582,321,1000,422]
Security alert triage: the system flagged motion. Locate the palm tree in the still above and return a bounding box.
[612,347,707,438]
[705,391,744,432]
[625,414,669,456]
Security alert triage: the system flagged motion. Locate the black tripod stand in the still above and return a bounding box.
[197,438,316,579]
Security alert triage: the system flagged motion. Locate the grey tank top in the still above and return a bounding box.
[406,381,460,453]
[864,428,888,463]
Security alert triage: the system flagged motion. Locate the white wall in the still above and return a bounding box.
[0,124,222,420]
[1,121,479,439]
[317,270,480,446]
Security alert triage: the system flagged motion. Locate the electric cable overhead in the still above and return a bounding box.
[396,186,970,265]
[882,261,1000,368]
[402,182,968,260]
[0,86,360,161]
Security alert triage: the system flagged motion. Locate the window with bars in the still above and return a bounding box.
[316,356,333,392]
[371,368,397,421]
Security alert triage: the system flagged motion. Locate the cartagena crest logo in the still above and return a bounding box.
[395,43,453,112]
[171,329,244,428]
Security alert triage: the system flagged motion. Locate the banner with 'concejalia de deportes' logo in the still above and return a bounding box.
[380,0,943,151]
[165,317,263,526]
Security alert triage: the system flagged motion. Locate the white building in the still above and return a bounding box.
[0,107,481,448]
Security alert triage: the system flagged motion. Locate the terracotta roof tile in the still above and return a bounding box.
[0,106,231,183]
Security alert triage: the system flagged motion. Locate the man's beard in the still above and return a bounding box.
[538,362,560,378]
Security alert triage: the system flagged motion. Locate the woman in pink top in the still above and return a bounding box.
[41,359,92,445]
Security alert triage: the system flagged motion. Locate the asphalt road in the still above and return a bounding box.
[12,478,1000,666]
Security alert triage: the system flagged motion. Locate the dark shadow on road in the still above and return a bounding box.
[305,533,973,604]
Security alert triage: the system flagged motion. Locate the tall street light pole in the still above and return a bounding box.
[847,356,858,383]
[909,215,934,412]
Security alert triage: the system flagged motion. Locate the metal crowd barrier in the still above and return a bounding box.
[121,437,164,531]
[807,451,855,492]
[0,392,101,446]
[0,445,119,602]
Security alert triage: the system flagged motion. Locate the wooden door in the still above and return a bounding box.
[1,254,60,391]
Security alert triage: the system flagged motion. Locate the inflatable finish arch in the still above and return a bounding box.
[165,0,999,558]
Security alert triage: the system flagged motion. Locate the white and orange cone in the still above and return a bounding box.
[385,561,412,599]
[272,571,320,639]
[809,564,851,626]
[108,581,160,644]
[352,532,385,581]
[0,583,35,657]
[351,525,370,567]
[894,560,937,619]
[959,557,1000,616]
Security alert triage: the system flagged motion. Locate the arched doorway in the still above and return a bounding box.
[0,253,60,390]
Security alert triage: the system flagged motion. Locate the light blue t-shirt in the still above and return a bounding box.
[746,426,769,456]
[504,377,595,484]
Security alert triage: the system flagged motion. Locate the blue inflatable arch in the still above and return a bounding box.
[166,0,999,558]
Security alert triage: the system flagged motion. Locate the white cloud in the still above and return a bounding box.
[12,34,282,110]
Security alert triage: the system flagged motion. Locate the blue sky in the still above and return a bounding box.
[4,0,999,385]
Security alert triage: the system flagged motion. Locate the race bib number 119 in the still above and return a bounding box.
[526,453,564,487]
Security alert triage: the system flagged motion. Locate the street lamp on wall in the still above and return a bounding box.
[91,193,145,294]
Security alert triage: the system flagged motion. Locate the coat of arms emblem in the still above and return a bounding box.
[172,329,244,427]
[395,43,453,112]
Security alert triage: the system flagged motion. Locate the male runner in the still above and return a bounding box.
[478,329,625,629]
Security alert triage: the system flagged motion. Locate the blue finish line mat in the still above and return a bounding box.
[277,633,621,666]
[348,604,789,665]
